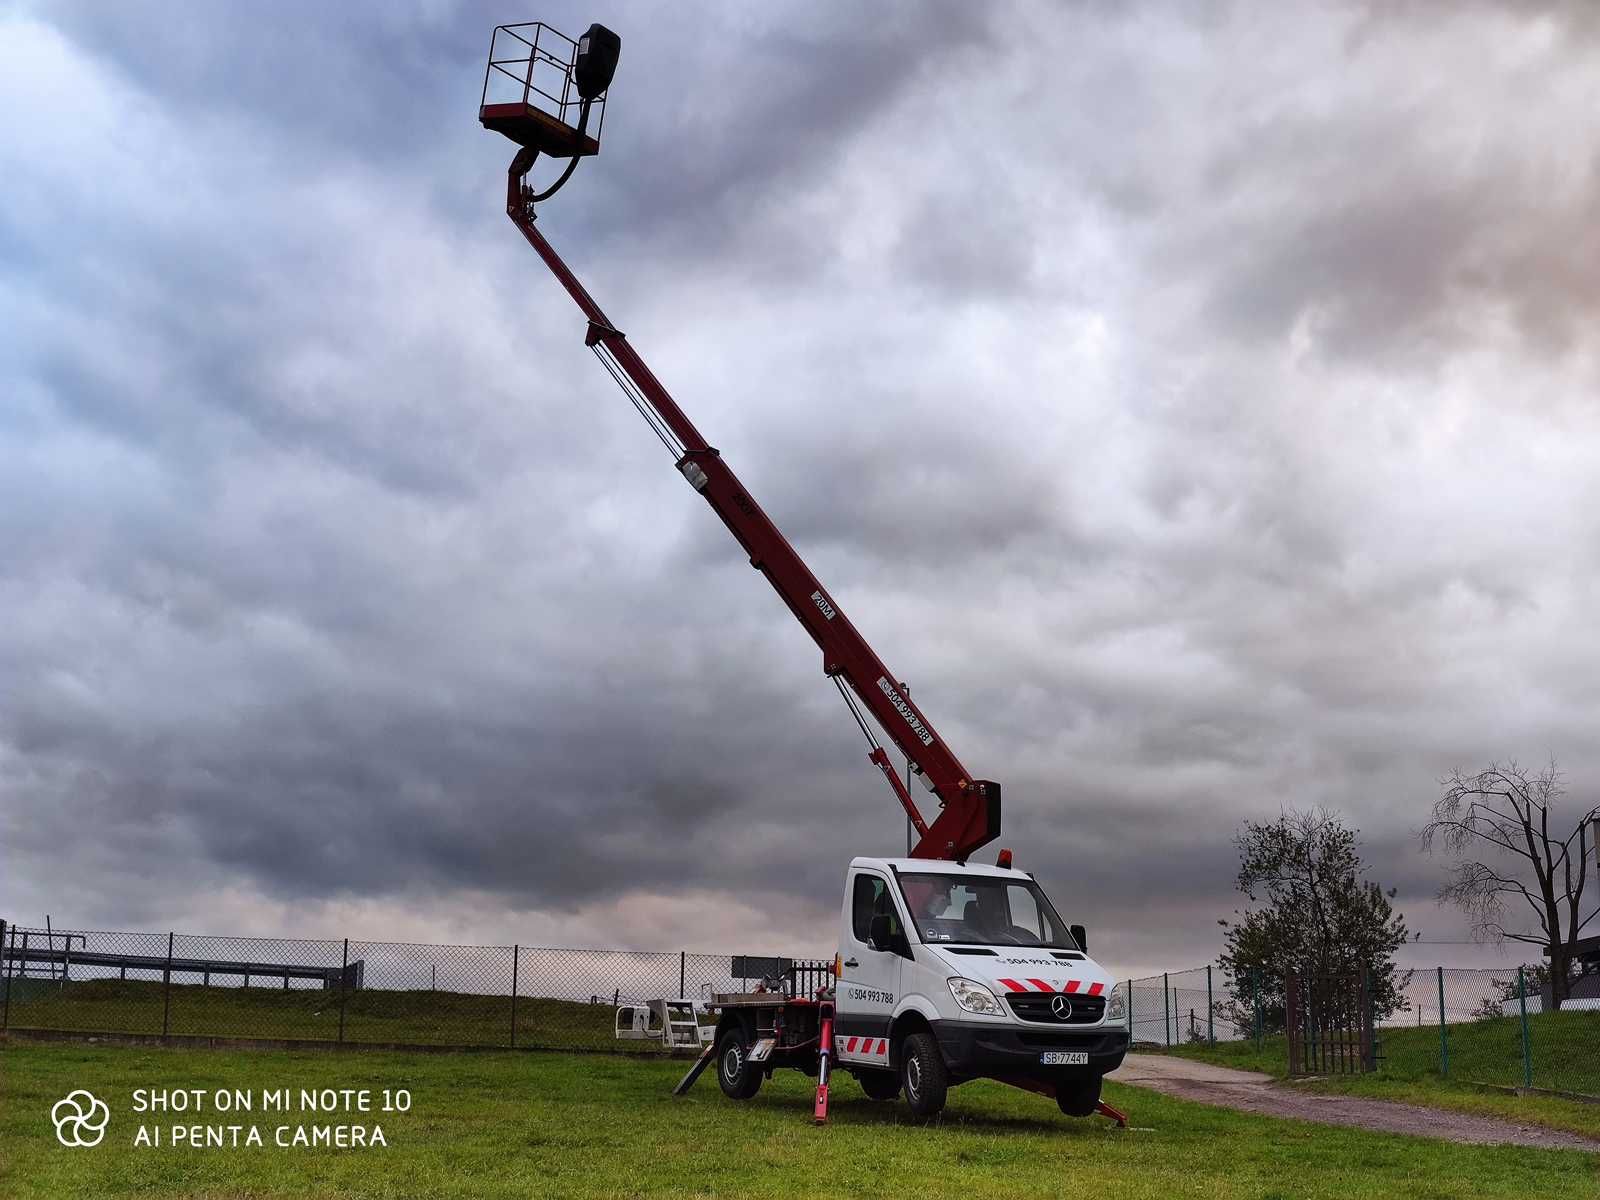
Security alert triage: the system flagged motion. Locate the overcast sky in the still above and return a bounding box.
[3,1,1599,977]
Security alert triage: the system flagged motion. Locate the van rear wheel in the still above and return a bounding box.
[1055,1073,1102,1117]
[898,1032,948,1117]
[716,1027,762,1100]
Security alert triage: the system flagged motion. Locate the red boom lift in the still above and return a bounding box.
[478,21,1128,1128]
[481,21,1001,864]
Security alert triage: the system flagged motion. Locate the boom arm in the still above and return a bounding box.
[505,152,1000,861]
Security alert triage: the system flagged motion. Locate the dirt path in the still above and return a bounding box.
[1110,1053,1600,1152]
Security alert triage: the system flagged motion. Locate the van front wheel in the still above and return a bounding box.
[1055,1073,1102,1117]
[898,1032,948,1118]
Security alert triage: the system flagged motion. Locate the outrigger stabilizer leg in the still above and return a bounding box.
[995,1075,1129,1127]
[1096,1099,1129,1128]
[813,1002,835,1124]
[672,1041,717,1097]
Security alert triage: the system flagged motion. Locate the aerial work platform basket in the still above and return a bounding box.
[479,22,615,158]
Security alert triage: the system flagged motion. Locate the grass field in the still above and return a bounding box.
[1382,1007,1600,1095]
[1163,1009,1600,1140]
[3,1040,1597,1198]
[3,978,681,1052]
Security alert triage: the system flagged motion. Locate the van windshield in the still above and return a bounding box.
[897,873,1078,949]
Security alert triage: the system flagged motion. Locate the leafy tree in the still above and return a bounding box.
[1218,807,1412,1033]
[1421,759,1598,1009]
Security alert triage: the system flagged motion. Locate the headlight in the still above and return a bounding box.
[1106,984,1127,1023]
[948,977,1004,1016]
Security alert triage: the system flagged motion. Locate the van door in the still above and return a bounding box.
[835,868,902,1071]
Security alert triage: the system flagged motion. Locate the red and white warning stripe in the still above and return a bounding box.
[996,978,1107,996]
[840,1036,889,1059]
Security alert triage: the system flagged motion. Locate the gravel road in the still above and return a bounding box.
[1111,1053,1600,1152]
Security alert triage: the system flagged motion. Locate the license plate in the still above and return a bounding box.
[1040,1051,1089,1066]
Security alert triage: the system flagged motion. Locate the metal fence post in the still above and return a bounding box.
[679,951,686,1000]
[1,919,10,1031]
[1436,966,1448,1078]
[1206,965,1215,1046]
[1286,974,1300,1075]
[1253,968,1262,1051]
[1163,972,1171,1047]
[1359,966,1374,1072]
[161,932,174,1041]
[1127,979,1133,1041]
[337,938,349,1045]
[510,945,519,1048]
[1517,965,1532,1088]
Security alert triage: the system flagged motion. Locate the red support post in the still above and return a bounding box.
[869,748,929,839]
[813,1002,834,1124]
[993,1075,1129,1127]
[1095,1099,1130,1127]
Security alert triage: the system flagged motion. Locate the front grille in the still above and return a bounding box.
[1014,1030,1110,1050]
[1004,992,1106,1025]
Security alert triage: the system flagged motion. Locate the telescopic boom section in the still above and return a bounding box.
[505,155,1000,861]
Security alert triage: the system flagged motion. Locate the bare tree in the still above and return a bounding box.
[1421,760,1599,1007]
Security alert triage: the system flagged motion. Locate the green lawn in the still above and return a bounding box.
[3,978,683,1053]
[2,1040,1596,1198]
[1162,1010,1600,1140]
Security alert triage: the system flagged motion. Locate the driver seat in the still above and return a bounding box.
[963,899,1001,939]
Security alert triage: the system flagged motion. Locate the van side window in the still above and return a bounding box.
[851,874,886,944]
[1007,884,1044,940]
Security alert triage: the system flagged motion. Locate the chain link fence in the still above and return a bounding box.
[1127,961,1600,1098]
[0,919,820,1055]
[9,918,1598,1096]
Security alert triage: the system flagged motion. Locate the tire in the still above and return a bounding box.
[716,1026,763,1100]
[897,1031,948,1118]
[858,1070,901,1101]
[1055,1073,1102,1118]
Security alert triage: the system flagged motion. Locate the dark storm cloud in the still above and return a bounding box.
[39,2,485,169]
[1139,4,1600,369]
[5,1,1600,973]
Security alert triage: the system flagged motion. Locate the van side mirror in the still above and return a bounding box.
[869,913,894,951]
[1070,924,1087,953]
